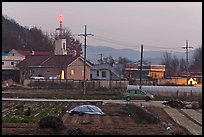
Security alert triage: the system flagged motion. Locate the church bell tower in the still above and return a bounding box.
[54,15,67,55]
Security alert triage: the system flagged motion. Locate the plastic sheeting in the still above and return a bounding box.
[67,105,105,115]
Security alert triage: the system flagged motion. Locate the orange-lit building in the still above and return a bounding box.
[124,63,165,80]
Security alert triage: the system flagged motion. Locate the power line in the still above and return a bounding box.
[91,35,140,48]
[89,34,186,51]
[63,33,199,52]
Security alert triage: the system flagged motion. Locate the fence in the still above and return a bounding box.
[23,79,129,91]
[128,85,202,97]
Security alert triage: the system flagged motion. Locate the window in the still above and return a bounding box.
[63,43,66,50]
[128,90,135,94]
[11,62,14,65]
[71,70,74,75]
[97,71,99,76]
[2,62,4,65]
[137,90,145,95]
[82,70,84,77]
[102,71,106,78]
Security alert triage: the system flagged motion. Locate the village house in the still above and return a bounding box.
[17,55,92,83]
[161,72,203,86]
[91,64,120,80]
[7,49,52,57]
[124,63,165,80]
[2,49,52,82]
[188,77,198,86]
[2,51,22,82]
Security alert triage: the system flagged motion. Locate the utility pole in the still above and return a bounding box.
[99,53,103,64]
[78,25,94,95]
[139,45,143,89]
[182,40,193,86]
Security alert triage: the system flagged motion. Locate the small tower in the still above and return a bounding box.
[54,15,67,55]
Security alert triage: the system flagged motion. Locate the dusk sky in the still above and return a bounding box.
[2,2,202,52]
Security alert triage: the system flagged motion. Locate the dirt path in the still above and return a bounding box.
[163,108,202,135]
[180,109,202,126]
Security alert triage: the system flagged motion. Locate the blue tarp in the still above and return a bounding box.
[67,105,105,115]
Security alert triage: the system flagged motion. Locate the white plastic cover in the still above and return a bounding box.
[67,105,105,115]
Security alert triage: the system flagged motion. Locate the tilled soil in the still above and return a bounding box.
[2,101,192,135]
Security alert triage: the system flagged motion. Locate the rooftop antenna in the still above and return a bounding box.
[56,14,63,39]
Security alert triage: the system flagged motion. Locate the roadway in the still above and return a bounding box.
[2,97,166,107]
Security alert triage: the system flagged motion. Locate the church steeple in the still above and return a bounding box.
[54,15,67,55]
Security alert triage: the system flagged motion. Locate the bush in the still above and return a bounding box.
[38,116,64,129]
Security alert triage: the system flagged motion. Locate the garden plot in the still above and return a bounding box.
[2,101,193,135]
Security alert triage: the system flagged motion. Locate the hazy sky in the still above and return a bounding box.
[2,2,202,52]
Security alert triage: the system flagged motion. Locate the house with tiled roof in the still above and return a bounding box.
[17,55,92,83]
[7,49,52,56]
[2,49,53,82]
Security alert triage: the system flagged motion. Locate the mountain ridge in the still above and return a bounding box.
[85,45,189,65]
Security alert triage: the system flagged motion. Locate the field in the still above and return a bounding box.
[2,88,202,135]
[2,100,194,135]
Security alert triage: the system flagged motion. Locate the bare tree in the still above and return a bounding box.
[179,58,186,73]
[161,51,173,77]
[189,46,202,72]
[48,27,82,56]
[99,56,115,66]
[161,51,181,77]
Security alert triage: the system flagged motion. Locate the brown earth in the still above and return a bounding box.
[2,101,192,135]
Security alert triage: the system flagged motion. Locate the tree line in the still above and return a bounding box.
[2,15,82,56]
[161,46,202,77]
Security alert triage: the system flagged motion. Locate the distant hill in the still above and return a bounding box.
[85,45,193,65]
[2,15,54,52]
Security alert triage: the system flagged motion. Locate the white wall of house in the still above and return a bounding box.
[91,69,112,80]
[2,56,25,70]
[91,64,121,80]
